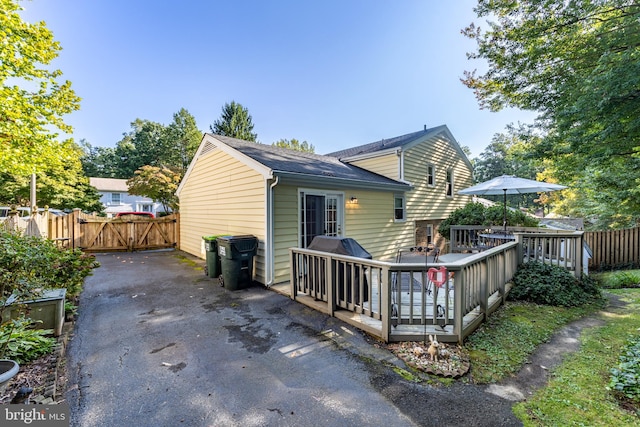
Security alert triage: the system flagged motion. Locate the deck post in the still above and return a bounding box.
[380,266,390,342]
[289,249,297,300]
[453,269,464,344]
[575,232,583,276]
[327,255,335,315]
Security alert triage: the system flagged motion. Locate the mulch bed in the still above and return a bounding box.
[387,341,471,378]
[0,325,70,405]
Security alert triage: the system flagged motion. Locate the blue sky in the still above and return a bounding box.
[21,0,535,158]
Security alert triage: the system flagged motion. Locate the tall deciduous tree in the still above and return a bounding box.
[210,101,257,142]
[0,0,81,176]
[126,165,180,213]
[0,141,104,213]
[272,138,315,153]
[82,109,201,179]
[463,0,640,228]
[165,108,202,174]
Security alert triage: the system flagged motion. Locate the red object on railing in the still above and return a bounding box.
[427,266,448,287]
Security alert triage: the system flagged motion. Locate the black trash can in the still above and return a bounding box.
[203,236,223,279]
[217,235,258,290]
[307,236,372,304]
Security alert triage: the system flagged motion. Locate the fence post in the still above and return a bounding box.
[72,208,82,249]
[174,213,180,249]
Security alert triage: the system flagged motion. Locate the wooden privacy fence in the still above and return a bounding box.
[49,209,180,252]
[585,226,640,270]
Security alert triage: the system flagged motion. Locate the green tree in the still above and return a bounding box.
[0,141,103,213]
[164,108,202,174]
[463,0,640,228]
[272,138,315,153]
[126,165,180,213]
[0,0,81,176]
[210,101,257,142]
[472,124,548,212]
[115,119,169,178]
[83,109,201,179]
[79,140,120,178]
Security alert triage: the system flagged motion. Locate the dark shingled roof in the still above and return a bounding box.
[210,134,410,188]
[326,127,439,159]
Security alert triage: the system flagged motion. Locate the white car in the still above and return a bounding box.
[0,206,65,220]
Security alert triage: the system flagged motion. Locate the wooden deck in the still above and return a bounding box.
[285,231,582,344]
[272,247,512,344]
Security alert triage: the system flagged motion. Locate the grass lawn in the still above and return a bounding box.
[511,289,640,426]
[464,301,601,384]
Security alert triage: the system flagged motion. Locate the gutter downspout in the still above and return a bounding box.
[266,176,279,287]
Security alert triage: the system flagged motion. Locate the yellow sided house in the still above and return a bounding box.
[177,125,473,287]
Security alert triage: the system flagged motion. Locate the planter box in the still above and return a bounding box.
[2,289,66,336]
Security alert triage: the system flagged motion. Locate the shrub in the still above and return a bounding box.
[438,202,539,239]
[0,231,99,362]
[0,318,56,364]
[601,271,640,289]
[0,230,99,300]
[508,261,603,307]
[609,336,640,403]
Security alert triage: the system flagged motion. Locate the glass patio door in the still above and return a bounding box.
[300,192,343,247]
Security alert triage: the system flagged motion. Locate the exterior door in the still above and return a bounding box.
[300,192,343,247]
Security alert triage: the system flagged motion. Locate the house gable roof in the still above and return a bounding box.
[327,124,473,170]
[177,134,412,195]
[89,177,129,192]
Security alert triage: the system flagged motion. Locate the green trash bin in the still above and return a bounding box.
[203,236,223,279]
[217,235,258,290]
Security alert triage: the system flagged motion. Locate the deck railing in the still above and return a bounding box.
[289,228,583,343]
[290,242,519,344]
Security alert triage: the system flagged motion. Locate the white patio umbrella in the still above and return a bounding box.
[458,175,567,232]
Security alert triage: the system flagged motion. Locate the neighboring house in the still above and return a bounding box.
[89,177,166,217]
[177,125,473,286]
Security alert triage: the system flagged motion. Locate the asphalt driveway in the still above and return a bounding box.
[65,250,521,427]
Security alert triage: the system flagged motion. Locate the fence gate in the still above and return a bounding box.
[49,210,179,252]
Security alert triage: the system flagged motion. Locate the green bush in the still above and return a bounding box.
[438,202,539,239]
[508,261,603,307]
[609,336,640,403]
[0,230,99,300]
[0,231,99,362]
[0,318,56,364]
[600,270,640,289]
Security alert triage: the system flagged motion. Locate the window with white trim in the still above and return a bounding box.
[111,192,122,204]
[394,195,406,221]
[426,163,435,187]
[445,169,454,198]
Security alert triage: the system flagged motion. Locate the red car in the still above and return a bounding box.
[115,212,155,218]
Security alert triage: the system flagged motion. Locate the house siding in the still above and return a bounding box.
[403,134,473,222]
[344,190,414,261]
[270,186,413,284]
[272,185,299,284]
[179,148,267,283]
[349,153,399,180]
[403,134,473,249]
